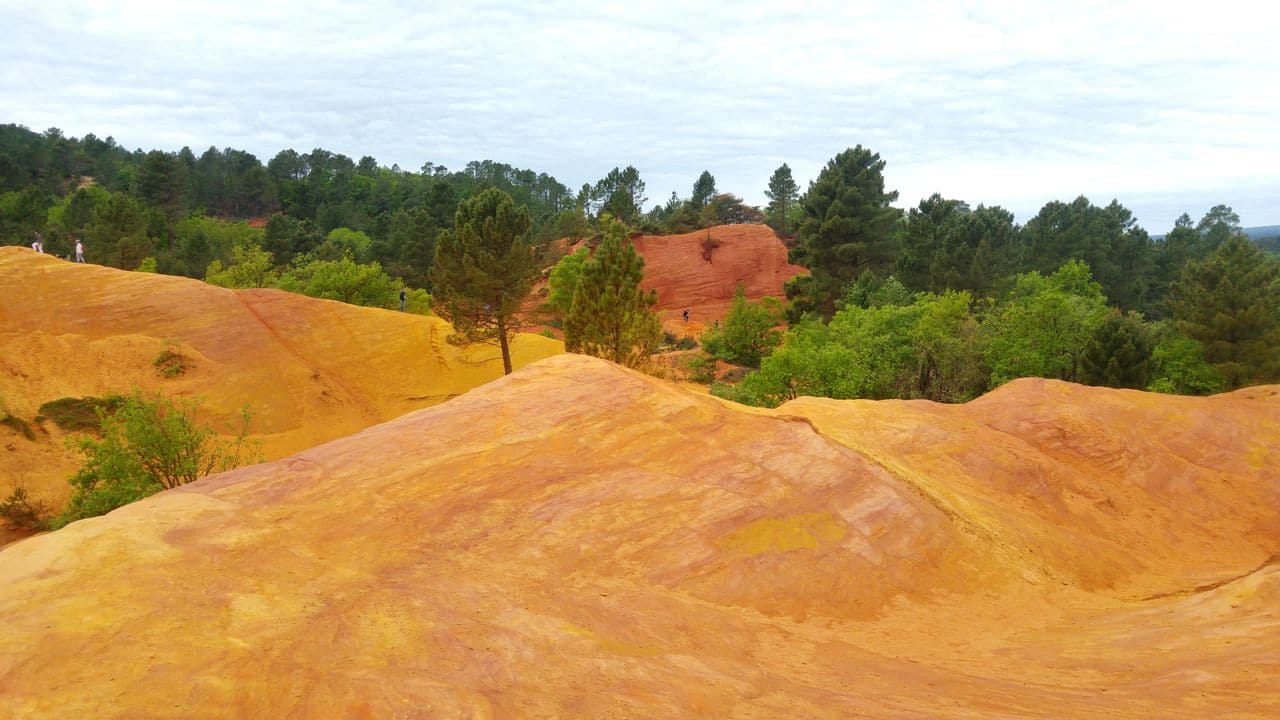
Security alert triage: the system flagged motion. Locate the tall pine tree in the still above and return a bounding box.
[788,146,900,318]
[1166,235,1280,388]
[429,188,538,374]
[564,216,661,368]
[764,163,799,237]
[1078,311,1155,389]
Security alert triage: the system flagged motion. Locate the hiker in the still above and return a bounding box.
[74,238,85,263]
[31,231,43,253]
[682,308,690,323]
[399,288,407,312]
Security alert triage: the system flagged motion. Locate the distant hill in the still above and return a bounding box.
[1243,225,1280,241]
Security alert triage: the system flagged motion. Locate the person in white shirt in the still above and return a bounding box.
[31,231,43,253]
[74,238,85,263]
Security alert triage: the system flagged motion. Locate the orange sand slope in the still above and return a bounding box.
[632,224,804,330]
[1,354,1276,718]
[0,247,562,512]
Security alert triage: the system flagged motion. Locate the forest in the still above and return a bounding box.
[2,123,1277,402]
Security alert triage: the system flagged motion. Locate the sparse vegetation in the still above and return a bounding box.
[0,395,36,440]
[37,395,124,433]
[50,391,259,529]
[153,341,192,378]
[0,482,50,531]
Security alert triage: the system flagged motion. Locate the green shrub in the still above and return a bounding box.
[0,395,35,440]
[37,395,125,433]
[49,391,259,529]
[0,483,50,531]
[700,286,783,368]
[153,347,191,378]
[683,354,716,385]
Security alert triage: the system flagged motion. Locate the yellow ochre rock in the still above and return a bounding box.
[0,351,1277,718]
[0,246,562,528]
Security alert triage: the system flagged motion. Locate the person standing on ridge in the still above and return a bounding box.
[31,231,43,253]
[74,237,85,263]
[682,308,690,323]
[399,287,407,312]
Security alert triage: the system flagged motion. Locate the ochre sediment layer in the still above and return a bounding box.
[1,353,1275,718]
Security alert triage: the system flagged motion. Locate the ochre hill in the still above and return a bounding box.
[631,224,805,333]
[0,247,561,531]
[1,354,1276,718]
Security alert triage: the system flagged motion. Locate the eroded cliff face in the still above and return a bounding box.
[631,224,804,332]
[1,353,1276,718]
[0,246,562,529]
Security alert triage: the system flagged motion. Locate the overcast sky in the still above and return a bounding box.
[3,0,1278,230]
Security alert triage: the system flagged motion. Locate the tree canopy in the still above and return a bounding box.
[430,188,540,374]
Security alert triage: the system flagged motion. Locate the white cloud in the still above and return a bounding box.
[1,0,1278,229]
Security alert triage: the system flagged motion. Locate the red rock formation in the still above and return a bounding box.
[631,224,805,332]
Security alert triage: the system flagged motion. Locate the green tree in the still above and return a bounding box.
[895,194,1020,296]
[1196,204,1243,252]
[564,216,662,367]
[764,163,799,237]
[717,290,984,406]
[51,392,256,529]
[587,166,646,224]
[788,146,901,318]
[700,285,783,368]
[982,261,1111,385]
[430,188,539,374]
[205,244,280,289]
[1166,235,1280,388]
[1078,311,1155,389]
[546,246,590,318]
[690,170,717,209]
[279,254,401,308]
[1146,325,1225,395]
[137,150,187,250]
[1020,197,1154,311]
[699,193,764,227]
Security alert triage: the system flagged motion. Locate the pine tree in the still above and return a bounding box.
[429,188,538,374]
[690,170,717,209]
[1166,235,1280,388]
[764,163,799,237]
[788,147,901,318]
[564,216,662,368]
[1079,311,1155,389]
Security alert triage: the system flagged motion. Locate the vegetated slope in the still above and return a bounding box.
[631,224,805,332]
[0,247,562,526]
[1,354,1276,718]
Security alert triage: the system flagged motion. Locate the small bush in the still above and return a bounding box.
[37,395,124,433]
[0,396,36,440]
[153,348,191,378]
[683,354,716,385]
[700,230,721,261]
[540,329,556,339]
[0,483,50,531]
[674,335,698,351]
[0,415,35,441]
[50,391,259,529]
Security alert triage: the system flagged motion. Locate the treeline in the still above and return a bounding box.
[3,124,1276,398]
[0,124,775,289]
[697,146,1279,403]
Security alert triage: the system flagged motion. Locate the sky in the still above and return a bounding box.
[3,0,1278,231]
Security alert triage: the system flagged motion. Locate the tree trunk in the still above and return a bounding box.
[497,317,513,375]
